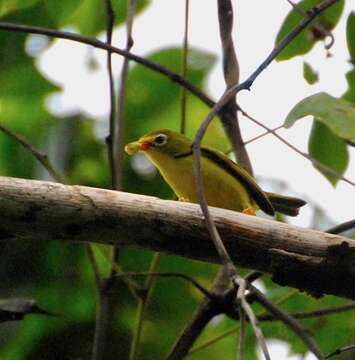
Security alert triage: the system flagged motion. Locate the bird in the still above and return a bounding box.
[125,129,306,216]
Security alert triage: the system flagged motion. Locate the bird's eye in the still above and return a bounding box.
[153,134,168,146]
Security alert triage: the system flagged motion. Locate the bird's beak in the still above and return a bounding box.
[124,137,154,154]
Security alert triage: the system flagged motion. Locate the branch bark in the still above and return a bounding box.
[1,176,354,299]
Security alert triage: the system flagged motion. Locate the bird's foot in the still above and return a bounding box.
[178,197,190,202]
[242,208,256,216]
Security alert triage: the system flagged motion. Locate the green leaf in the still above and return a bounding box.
[275,0,344,61]
[0,0,40,17]
[125,47,216,141]
[303,62,318,84]
[346,11,355,64]
[308,120,349,186]
[284,92,355,139]
[44,0,83,27]
[343,69,355,103]
[65,0,149,35]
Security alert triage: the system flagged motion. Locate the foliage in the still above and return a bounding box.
[0,1,354,360]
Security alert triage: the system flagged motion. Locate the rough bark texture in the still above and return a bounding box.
[0,176,354,299]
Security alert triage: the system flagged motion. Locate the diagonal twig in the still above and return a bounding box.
[253,288,325,359]
[238,106,355,187]
[326,343,355,359]
[285,0,335,50]
[0,123,66,183]
[180,0,189,135]
[326,219,355,235]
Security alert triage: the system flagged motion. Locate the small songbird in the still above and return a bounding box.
[125,129,306,216]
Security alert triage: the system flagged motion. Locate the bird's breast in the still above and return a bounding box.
[145,150,253,212]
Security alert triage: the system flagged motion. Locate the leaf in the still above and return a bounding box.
[0,0,40,17]
[308,120,349,186]
[284,92,355,139]
[0,298,54,322]
[346,11,355,64]
[343,69,355,104]
[275,0,344,61]
[65,0,149,35]
[44,0,83,26]
[303,62,318,84]
[125,47,216,141]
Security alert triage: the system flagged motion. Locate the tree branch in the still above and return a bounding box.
[0,176,354,299]
[217,0,252,174]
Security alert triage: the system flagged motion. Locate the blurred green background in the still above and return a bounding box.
[0,1,354,359]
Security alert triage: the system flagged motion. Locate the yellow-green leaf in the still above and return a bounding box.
[275,0,344,61]
[346,11,355,64]
[303,62,318,85]
[309,120,349,186]
[284,92,355,139]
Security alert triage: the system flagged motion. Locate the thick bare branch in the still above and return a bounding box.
[0,176,354,299]
[217,0,252,173]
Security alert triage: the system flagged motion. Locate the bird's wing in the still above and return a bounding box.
[200,147,275,215]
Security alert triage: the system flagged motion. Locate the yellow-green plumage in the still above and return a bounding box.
[125,129,306,216]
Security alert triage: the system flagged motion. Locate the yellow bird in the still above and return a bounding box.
[125,129,306,216]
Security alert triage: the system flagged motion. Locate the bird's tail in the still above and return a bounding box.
[265,192,306,217]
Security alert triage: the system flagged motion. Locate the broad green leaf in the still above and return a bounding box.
[0,6,59,178]
[346,11,355,63]
[44,0,82,27]
[0,0,40,17]
[125,47,216,141]
[343,69,355,103]
[308,120,349,186]
[65,0,149,35]
[284,92,355,139]
[303,61,318,84]
[275,0,344,61]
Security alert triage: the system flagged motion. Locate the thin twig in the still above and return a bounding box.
[259,301,355,322]
[225,125,285,155]
[188,289,299,356]
[86,244,102,289]
[116,270,212,299]
[239,106,355,187]
[237,306,246,360]
[0,123,66,183]
[285,0,335,50]
[128,253,161,360]
[166,267,230,360]
[104,0,117,189]
[245,125,285,146]
[326,219,355,235]
[237,280,270,360]
[253,289,325,360]
[180,0,189,135]
[0,21,214,109]
[114,0,137,189]
[326,344,355,359]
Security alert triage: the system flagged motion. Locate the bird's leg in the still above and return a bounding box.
[242,208,256,216]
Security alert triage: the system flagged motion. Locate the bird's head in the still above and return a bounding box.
[125,129,192,158]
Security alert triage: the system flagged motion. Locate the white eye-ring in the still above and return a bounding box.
[153,134,168,146]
